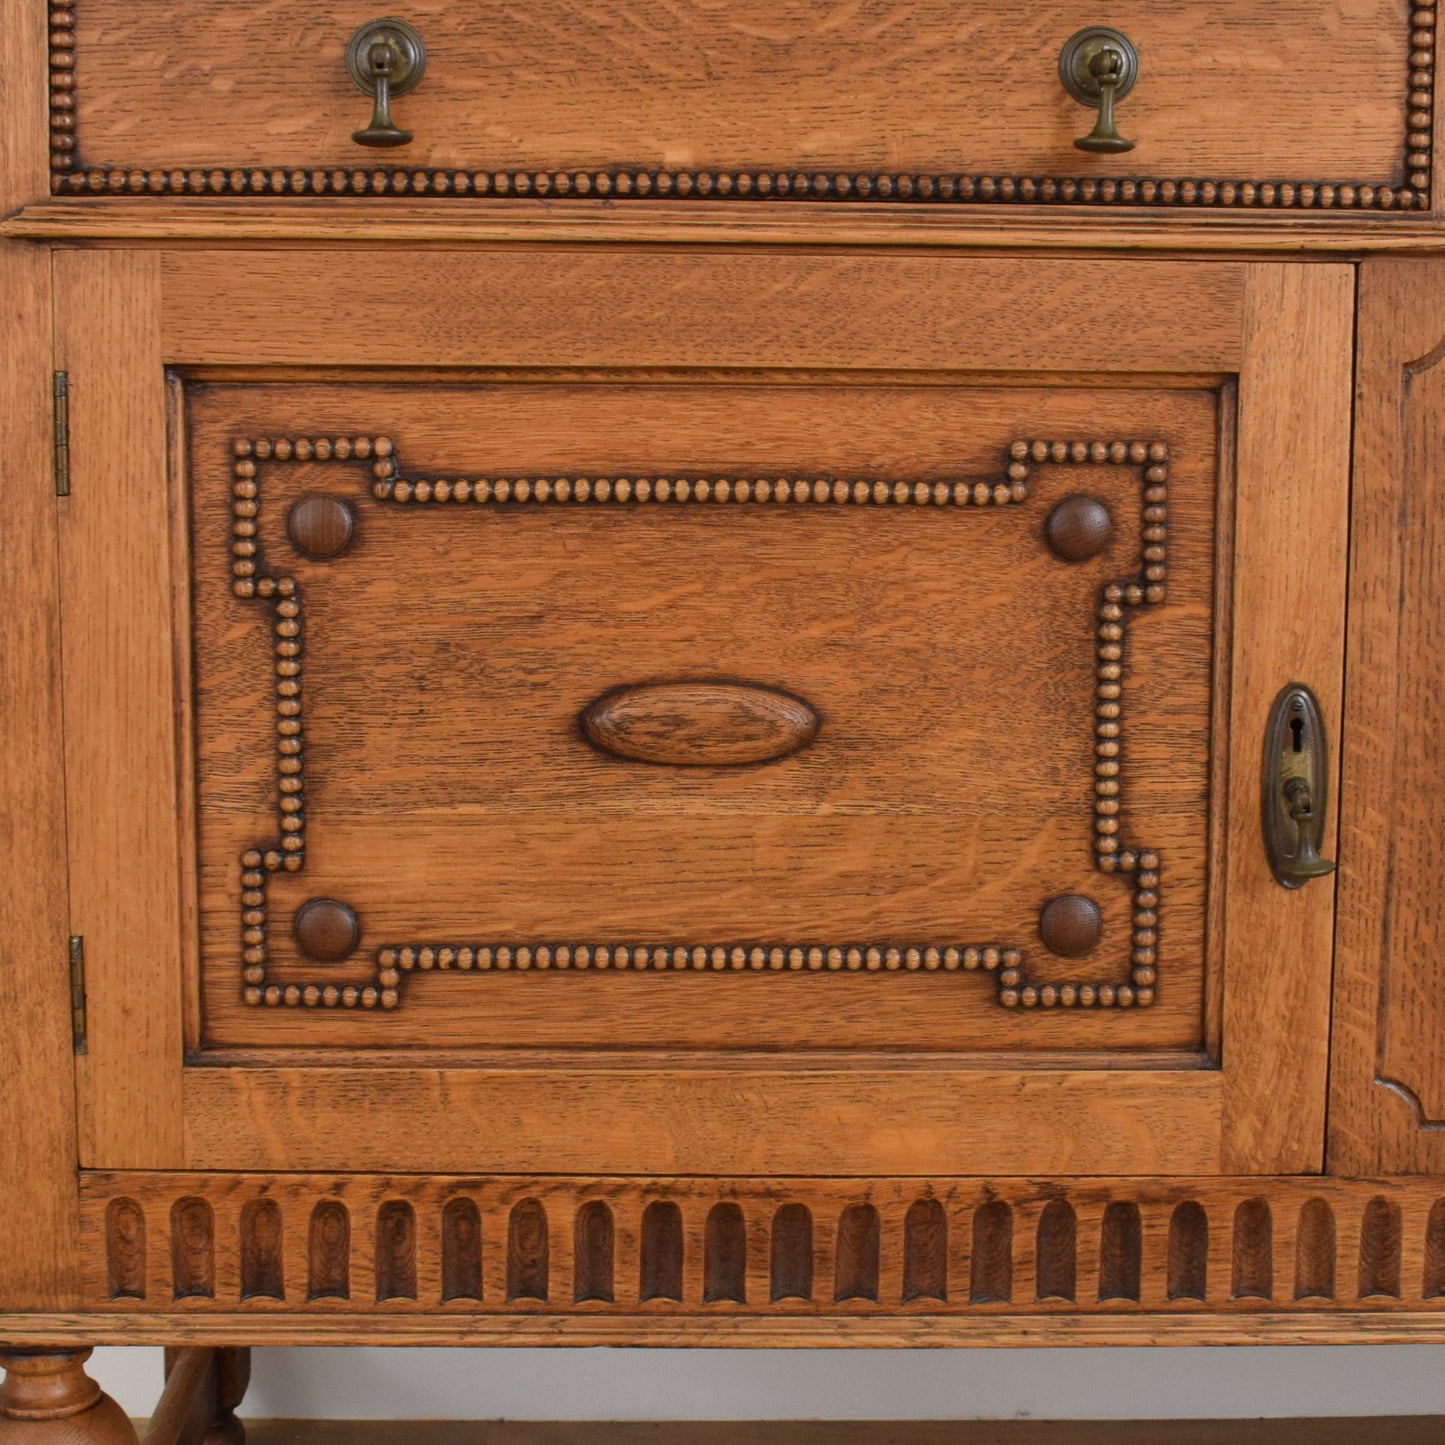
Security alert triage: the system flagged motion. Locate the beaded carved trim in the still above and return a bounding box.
[49,0,1435,212]
[374,474,1022,508]
[228,436,1166,1014]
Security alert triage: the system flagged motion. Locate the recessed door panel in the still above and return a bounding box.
[187,379,1215,1056]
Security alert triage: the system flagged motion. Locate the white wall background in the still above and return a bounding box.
[89,1345,1445,1421]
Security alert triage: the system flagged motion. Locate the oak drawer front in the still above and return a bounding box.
[57,250,1348,1177]
[51,1,1433,215]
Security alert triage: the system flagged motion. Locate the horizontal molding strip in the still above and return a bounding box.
[10,204,1445,250]
[80,1173,1445,1325]
[10,1309,1445,1348]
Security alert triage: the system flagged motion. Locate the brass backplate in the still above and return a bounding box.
[1059,25,1140,107]
[345,17,427,98]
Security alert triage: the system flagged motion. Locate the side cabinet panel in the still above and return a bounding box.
[0,0,80,1310]
[1333,258,1445,1173]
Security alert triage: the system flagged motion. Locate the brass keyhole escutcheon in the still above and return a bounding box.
[1262,683,1336,889]
[346,17,427,148]
[1059,26,1140,154]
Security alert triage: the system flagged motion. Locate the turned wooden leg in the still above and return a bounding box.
[161,1349,249,1445]
[0,1350,138,1444]
[205,1348,249,1445]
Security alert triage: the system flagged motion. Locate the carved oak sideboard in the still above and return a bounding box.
[4,0,1445,1435]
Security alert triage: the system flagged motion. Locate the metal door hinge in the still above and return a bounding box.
[68,934,88,1054]
[53,371,70,497]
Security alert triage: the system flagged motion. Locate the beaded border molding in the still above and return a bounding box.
[47,0,1436,212]
[227,436,1168,1015]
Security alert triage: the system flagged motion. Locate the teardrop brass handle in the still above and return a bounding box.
[1281,779,1337,883]
[1059,26,1139,154]
[346,18,427,148]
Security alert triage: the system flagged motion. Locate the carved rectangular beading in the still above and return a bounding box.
[227,434,1169,1017]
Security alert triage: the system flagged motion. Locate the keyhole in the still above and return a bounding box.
[1290,715,1305,753]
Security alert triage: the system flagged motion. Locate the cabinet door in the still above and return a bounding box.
[58,250,1350,1178]
[1333,259,1445,1173]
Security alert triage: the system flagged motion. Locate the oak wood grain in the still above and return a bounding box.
[13,1309,1445,1348]
[13,202,1445,251]
[54,249,186,1169]
[157,251,1248,374]
[0,1349,138,1443]
[0,0,82,1313]
[146,1347,249,1445]
[178,1065,1222,1176]
[60,1,1413,192]
[186,379,1217,1057]
[0,0,1438,1362]
[74,1171,1445,1320]
[0,261,77,1303]
[1218,264,1353,1174]
[1331,258,1445,1175]
[580,682,820,768]
[51,249,1350,1186]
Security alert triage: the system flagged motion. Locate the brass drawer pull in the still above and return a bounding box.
[1059,26,1139,154]
[1262,683,1337,889]
[346,17,427,148]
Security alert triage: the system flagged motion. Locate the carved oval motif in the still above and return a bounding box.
[582,682,819,767]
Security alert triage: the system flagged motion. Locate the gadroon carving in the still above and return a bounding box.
[86,1171,1445,1318]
